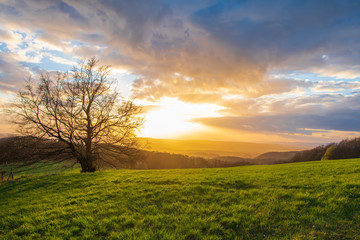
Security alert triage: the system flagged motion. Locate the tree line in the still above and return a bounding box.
[291,137,360,162]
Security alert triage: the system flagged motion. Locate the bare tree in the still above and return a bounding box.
[11,57,143,172]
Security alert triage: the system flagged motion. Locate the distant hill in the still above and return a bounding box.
[255,151,299,164]
[212,152,300,166]
[139,138,304,158]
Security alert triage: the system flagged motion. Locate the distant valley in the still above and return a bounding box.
[139,138,308,159]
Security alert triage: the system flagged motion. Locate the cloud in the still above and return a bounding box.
[0,28,21,47]
[43,53,78,66]
[312,66,360,79]
[311,81,360,93]
[0,53,33,92]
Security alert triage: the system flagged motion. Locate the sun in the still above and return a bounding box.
[139,97,223,139]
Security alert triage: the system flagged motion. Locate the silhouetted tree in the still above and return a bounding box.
[11,57,143,172]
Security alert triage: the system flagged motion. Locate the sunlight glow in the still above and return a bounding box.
[140,97,224,138]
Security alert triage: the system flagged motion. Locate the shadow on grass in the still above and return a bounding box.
[0,173,105,202]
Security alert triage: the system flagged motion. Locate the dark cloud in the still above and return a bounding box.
[57,1,86,22]
[189,0,360,61]
[196,109,360,135]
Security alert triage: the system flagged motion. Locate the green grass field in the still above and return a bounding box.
[1,159,360,239]
[0,161,80,177]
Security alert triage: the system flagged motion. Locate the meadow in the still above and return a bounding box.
[1,159,360,239]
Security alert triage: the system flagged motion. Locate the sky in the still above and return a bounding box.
[1,0,360,143]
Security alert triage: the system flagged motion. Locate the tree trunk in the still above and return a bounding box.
[79,157,96,172]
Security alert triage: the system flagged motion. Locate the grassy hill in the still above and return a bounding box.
[1,159,360,239]
[140,138,305,158]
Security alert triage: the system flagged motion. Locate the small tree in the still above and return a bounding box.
[12,57,143,172]
[321,144,335,161]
